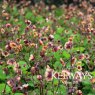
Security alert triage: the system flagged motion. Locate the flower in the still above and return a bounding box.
[5,23,11,28]
[79,54,85,60]
[77,65,82,71]
[85,54,90,59]
[61,70,71,80]
[29,54,34,61]
[1,51,10,57]
[45,65,54,81]
[68,36,74,41]
[25,20,31,25]
[7,58,17,65]
[60,58,65,67]
[7,79,16,87]
[71,56,77,66]
[76,61,82,65]
[54,72,59,79]
[30,66,37,75]
[37,75,42,80]
[0,61,3,65]
[76,90,83,95]
[13,63,22,75]
[74,71,83,82]
[48,34,54,41]
[15,75,21,82]
[90,78,95,84]
[9,41,17,49]
[64,41,73,50]
[22,84,29,89]
[39,39,43,45]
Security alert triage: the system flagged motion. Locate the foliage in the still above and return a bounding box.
[0,0,95,95]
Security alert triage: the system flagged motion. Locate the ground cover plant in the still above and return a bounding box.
[0,0,95,95]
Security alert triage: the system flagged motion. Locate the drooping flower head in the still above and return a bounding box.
[45,65,54,81]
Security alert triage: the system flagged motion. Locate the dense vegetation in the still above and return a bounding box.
[0,0,95,95]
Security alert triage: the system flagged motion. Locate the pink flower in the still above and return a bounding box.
[61,70,71,80]
[79,54,86,60]
[5,23,11,28]
[64,41,73,50]
[37,75,42,80]
[45,65,54,81]
[7,79,15,87]
[7,58,17,65]
[74,71,83,82]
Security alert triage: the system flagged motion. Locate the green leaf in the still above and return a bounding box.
[91,71,95,77]
[71,47,85,52]
[53,79,59,86]
[62,50,70,59]
[54,34,61,40]
[70,17,79,24]
[0,83,5,93]
[28,81,34,87]
[56,27,64,34]
[14,93,23,95]
[0,69,6,80]
[12,6,18,16]
[25,12,33,19]
[0,84,11,93]
[53,61,62,69]
[82,80,91,86]
[55,9,63,17]
[18,61,28,71]
[36,15,44,22]
[54,51,61,60]
[45,21,53,26]
[58,85,67,95]
[87,94,95,95]
[47,91,53,95]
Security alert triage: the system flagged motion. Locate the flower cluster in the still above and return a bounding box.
[0,0,95,95]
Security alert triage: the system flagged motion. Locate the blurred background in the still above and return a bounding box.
[0,0,95,7]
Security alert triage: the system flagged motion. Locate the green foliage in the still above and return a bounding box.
[0,83,11,93]
[0,1,95,95]
[0,68,6,80]
[62,50,70,59]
